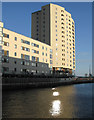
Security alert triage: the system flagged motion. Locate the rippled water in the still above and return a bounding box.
[2,83,93,118]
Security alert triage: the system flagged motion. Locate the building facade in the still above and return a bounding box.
[0,3,75,75]
[32,3,75,74]
[0,23,53,75]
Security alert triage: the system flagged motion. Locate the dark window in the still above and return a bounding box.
[14,68,16,72]
[3,67,9,72]
[15,37,17,41]
[2,58,9,63]
[3,33,9,38]
[15,52,17,56]
[14,61,17,64]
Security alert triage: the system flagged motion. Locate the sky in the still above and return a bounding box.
[2,2,92,76]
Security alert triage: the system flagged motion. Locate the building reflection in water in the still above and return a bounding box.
[49,100,61,116]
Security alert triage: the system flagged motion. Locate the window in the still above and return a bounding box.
[14,68,16,72]
[21,46,30,52]
[46,53,47,56]
[15,37,17,41]
[42,46,44,49]
[2,58,9,63]
[32,56,39,62]
[61,14,64,16]
[32,63,36,67]
[21,61,25,65]
[50,60,52,64]
[42,52,44,55]
[2,50,9,56]
[3,33,9,38]
[26,47,29,51]
[50,54,52,59]
[32,49,39,54]
[15,44,17,49]
[56,39,58,41]
[61,10,64,12]
[3,42,9,46]
[14,61,16,64]
[50,49,52,53]
[21,54,30,60]
[3,67,9,72]
[31,43,39,48]
[14,52,17,56]
[21,39,30,45]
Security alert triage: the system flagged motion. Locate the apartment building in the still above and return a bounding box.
[32,3,75,74]
[0,22,53,75]
[0,3,75,75]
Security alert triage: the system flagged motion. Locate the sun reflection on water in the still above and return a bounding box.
[49,100,61,116]
[53,92,59,96]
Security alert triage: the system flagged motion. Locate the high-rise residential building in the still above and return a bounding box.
[0,3,75,75]
[32,3,75,73]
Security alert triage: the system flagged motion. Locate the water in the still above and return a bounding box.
[2,83,93,118]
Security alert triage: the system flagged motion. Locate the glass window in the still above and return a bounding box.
[50,54,52,59]
[42,46,44,49]
[32,63,36,67]
[42,52,44,55]
[15,37,17,41]
[50,60,52,64]
[25,55,30,60]
[50,49,52,53]
[15,44,17,48]
[14,52,17,56]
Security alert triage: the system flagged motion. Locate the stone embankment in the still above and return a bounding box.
[2,76,94,90]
